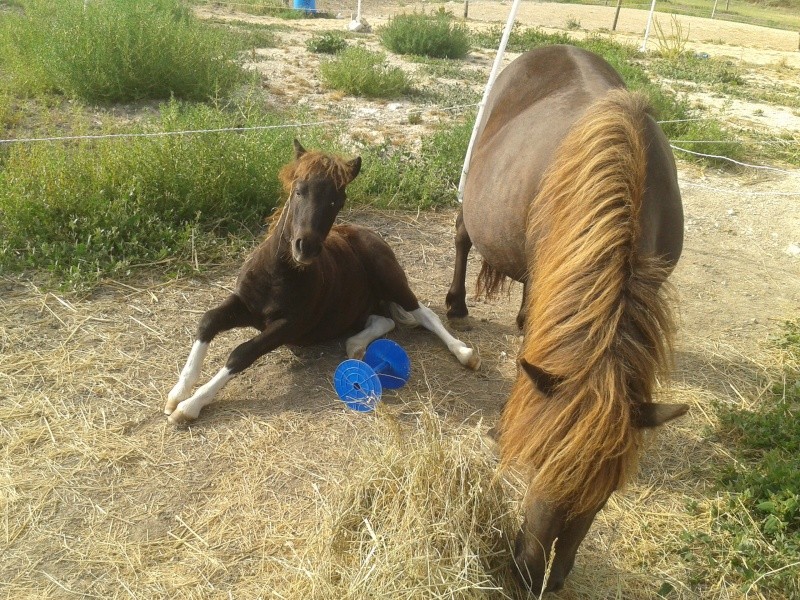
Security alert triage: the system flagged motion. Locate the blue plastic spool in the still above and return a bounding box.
[333,339,410,411]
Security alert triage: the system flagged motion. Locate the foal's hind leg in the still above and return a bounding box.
[345,314,396,360]
[445,209,472,319]
[166,294,260,415]
[407,304,480,370]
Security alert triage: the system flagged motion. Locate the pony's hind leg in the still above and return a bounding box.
[406,303,480,370]
[345,315,396,359]
[445,209,472,319]
[166,294,260,415]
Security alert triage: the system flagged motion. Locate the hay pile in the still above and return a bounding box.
[273,407,521,599]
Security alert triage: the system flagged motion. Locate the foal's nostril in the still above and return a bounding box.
[294,238,304,255]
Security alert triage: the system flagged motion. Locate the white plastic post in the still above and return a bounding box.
[457,0,523,202]
[639,0,657,52]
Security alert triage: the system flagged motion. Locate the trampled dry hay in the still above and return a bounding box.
[272,407,521,599]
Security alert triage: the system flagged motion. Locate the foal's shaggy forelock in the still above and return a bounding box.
[279,150,356,192]
[500,90,677,515]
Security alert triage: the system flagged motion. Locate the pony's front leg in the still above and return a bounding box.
[345,314,396,359]
[445,209,472,319]
[166,294,259,415]
[168,319,291,425]
[411,304,481,370]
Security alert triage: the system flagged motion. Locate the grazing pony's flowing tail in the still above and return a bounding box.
[499,89,677,515]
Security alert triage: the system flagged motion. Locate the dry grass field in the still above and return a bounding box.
[2,2,799,599]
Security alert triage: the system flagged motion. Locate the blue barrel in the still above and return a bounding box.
[293,0,316,13]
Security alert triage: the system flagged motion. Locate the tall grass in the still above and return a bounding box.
[353,114,474,208]
[0,100,323,287]
[0,0,246,102]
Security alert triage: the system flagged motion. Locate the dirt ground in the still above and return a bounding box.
[2,2,800,598]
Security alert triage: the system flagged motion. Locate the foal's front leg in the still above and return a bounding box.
[169,319,292,425]
[166,294,260,415]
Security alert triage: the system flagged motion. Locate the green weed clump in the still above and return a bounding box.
[0,100,317,287]
[306,31,348,54]
[319,47,410,98]
[353,114,474,208]
[380,11,471,59]
[0,0,245,102]
[680,320,800,597]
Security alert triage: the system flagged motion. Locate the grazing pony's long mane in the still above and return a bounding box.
[499,90,676,515]
[265,150,356,235]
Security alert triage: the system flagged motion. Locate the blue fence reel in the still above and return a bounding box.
[333,339,411,411]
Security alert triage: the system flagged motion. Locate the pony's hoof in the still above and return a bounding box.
[164,399,178,415]
[346,342,366,361]
[459,347,481,370]
[446,305,469,320]
[167,407,196,426]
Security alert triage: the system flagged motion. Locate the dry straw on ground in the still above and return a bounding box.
[0,195,793,599]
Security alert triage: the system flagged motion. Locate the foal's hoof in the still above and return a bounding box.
[164,397,179,415]
[166,384,191,414]
[167,407,196,426]
[459,347,481,371]
[345,341,367,361]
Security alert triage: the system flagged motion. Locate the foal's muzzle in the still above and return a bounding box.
[292,236,322,265]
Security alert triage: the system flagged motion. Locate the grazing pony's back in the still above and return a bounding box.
[444,46,687,592]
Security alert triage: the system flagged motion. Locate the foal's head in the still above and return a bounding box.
[278,139,362,265]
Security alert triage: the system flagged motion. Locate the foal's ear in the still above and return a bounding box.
[519,358,561,396]
[293,138,307,159]
[632,402,689,428]
[346,156,362,183]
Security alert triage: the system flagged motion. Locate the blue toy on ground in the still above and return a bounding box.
[333,339,410,411]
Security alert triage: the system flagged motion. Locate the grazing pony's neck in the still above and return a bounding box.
[500,90,676,514]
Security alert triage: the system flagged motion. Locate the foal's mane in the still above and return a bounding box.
[265,150,356,234]
[500,90,676,514]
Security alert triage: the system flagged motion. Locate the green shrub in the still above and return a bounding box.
[0,100,322,287]
[319,47,410,98]
[307,31,348,54]
[380,11,470,59]
[353,113,474,208]
[0,0,245,102]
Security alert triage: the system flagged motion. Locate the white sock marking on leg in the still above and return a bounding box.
[170,366,233,423]
[411,305,480,369]
[346,315,396,358]
[166,340,209,412]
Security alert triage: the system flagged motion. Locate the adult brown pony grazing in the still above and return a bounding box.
[445,46,688,592]
[166,140,479,425]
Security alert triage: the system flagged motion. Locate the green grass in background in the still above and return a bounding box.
[319,47,411,98]
[0,100,317,287]
[0,0,246,103]
[353,114,475,209]
[380,11,471,59]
